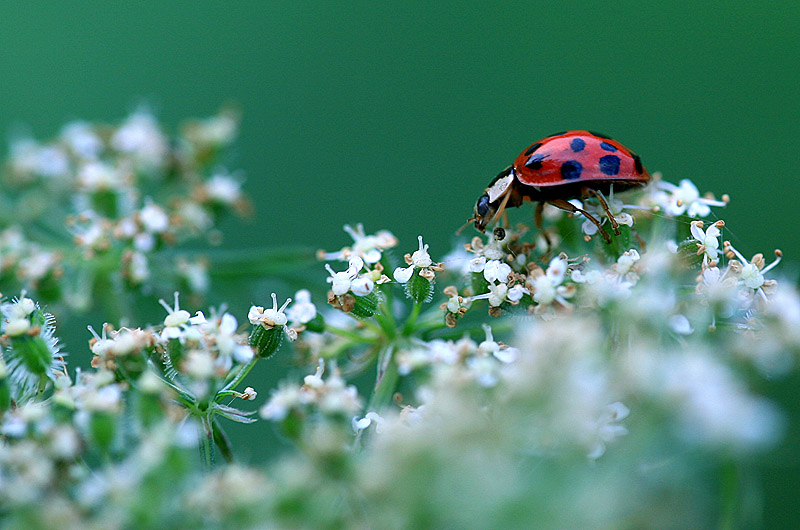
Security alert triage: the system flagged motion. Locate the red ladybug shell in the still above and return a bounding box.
[513,131,650,195]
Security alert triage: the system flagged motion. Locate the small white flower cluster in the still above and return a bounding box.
[648,176,728,218]
[393,235,444,284]
[320,223,398,264]
[0,227,62,289]
[327,256,378,297]
[248,292,298,341]
[90,292,256,398]
[396,324,518,387]
[260,360,362,422]
[2,108,245,300]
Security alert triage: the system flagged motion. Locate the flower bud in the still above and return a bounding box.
[349,292,381,319]
[405,270,434,304]
[11,335,53,376]
[249,324,284,359]
[677,237,704,268]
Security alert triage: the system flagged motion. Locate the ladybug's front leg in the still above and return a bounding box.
[546,199,612,244]
[582,188,620,236]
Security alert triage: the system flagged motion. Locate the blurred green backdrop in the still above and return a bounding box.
[2,2,799,527]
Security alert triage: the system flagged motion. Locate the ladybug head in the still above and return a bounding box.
[472,194,495,232]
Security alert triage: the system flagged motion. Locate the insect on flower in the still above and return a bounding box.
[465,131,651,243]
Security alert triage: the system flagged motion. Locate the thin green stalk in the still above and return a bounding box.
[199,413,215,471]
[218,357,258,397]
[402,301,422,336]
[325,324,375,343]
[717,460,740,530]
[369,347,400,412]
[373,310,396,340]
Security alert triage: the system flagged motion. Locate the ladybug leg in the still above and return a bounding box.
[489,189,513,228]
[534,201,553,251]
[583,188,620,236]
[547,199,612,244]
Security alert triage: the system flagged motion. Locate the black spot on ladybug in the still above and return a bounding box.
[524,142,542,156]
[588,130,612,140]
[488,166,512,186]
[548,131,568,138]
[560,160,583,180]
[599,155,621,175]
[525,153,545,170]
[633,155,643,174]
[570,138,585,152]
[600,142,617,152]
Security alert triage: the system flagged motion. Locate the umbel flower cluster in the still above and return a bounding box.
[1,113,799,530]
[0,107,248,312]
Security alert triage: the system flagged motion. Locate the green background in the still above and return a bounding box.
[2,2,799,527]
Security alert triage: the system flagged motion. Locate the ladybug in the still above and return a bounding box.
[469,130,651,243]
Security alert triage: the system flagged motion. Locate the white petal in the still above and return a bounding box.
[669,314,693,335]
[350,277,375,296]
[393,265,414,283]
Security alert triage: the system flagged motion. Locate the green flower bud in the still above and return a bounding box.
[677,237,704,268]
[349,292,381,319]
[12,335,53,376]
[250,324,284,359]
[405,270,434,304]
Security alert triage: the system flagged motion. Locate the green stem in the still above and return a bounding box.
[36,375,48,396]
[373,310,396,340]
[212,419,234,463]
[325,324,374,343]
[218,357,258,398]
[199,413,215,471]
[402,301,422,336]
[369,347,400,411]
[717,460,739,530]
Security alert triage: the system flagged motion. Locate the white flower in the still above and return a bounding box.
[477,324,519,363]
[61,121,103,159]
[248,293,292,329]
[303,360,326,389]
[614,249,640,277]
[587,402,630,459]
[159,292,191,338]
[326,256,369,295]
[322,223,397,263]
[260,385,301,421]
[669,314,694,335]
[393,236,442,284]
[78,161,122,191]
[483,260,512,283]
[467,255,487,273]
[204,172,243,205]
[111,109,167,166]
[725,244,782,301]
[352,411,386,434]
[5,318,31,336]
[139,199,170,234]
[241,387,257,401]
[531,257,570,306]
[690,220,723,264]
[654,178,727,218]
[576,191,639,237]
[285,289,317,325]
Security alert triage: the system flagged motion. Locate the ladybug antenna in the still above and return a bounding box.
[456,217,475,235]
